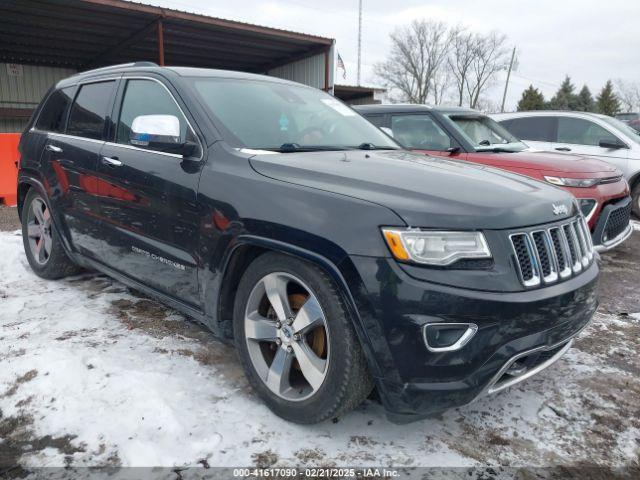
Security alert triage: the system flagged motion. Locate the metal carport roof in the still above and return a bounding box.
[0,0,334,74]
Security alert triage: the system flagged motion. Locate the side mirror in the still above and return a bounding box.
[131,115,194,156]
[447,146,462,155]
[380,127,394,138]
[598,139,626,149]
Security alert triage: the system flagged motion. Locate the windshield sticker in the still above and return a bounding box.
[279,113,289,131]
[321,98,356,116]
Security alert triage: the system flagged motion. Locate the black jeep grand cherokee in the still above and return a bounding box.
[17,63,598,424]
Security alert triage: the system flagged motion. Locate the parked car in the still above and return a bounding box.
[492,110,640,218]
[615,112,640,133]
[356,105,632,251]
[18,63,598,424]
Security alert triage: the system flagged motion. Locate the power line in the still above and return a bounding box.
[511,73,561,89]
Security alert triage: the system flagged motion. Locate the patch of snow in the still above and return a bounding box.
[1,232,638,469]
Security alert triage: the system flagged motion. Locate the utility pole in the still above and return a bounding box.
[357,0,362,86]
[500,46,516,112]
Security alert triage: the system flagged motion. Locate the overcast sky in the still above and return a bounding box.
[138,0,640,110]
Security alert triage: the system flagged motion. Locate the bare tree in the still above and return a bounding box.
[448,27,477,106]
[431,68,451,105]
[374,20,453,103]
[615,79,640,112]
[465,31,510,109]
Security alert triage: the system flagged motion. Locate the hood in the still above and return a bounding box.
[248,149,578,230]
[476,150,619,175]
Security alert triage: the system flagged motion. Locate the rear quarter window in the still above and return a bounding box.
[35,88,74,133]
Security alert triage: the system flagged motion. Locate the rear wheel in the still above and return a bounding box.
[21,189,80,279]
[233,252,373,424]
[632,181,640,219]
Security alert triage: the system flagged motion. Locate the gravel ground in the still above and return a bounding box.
[0,208,639,475]
[0,206,19,232]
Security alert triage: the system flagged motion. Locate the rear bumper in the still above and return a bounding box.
[347,256,599,423]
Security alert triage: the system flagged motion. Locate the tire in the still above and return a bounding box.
[21,188,81,279]
[233,252,373,424]
[632,181,640,219]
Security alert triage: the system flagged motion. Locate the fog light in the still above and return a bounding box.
[423,323,478,353]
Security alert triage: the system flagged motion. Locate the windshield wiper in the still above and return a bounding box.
[267,143,350,153]
[260,143,398,153]
[355,143,398,150]
[476,147,518,153]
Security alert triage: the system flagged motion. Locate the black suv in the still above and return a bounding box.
[17,63,598,424]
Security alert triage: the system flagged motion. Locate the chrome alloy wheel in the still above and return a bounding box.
[26,197,53,265]
[244,272,330,401]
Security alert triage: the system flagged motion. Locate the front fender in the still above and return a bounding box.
[210,234,387,379]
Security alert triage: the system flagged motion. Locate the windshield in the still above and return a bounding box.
[599,115,640,140]
[445,114,527,152]
[188,78,399,151]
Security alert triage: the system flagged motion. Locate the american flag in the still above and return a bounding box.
[337,53,346,80]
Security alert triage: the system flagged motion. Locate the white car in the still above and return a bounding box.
[492,111,640,217]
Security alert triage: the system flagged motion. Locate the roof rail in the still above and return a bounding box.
[79,61,159,75]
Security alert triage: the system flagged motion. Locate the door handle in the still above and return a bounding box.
[45,144,63,153]
[102,156,122,167]
[555,147,571,152]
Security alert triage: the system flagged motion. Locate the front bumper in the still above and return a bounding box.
[347,255,599,423]
[592,196,633,251]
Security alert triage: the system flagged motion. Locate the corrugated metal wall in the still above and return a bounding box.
[0,63,76,132]
[268,45,335,92]
[1,47,335,133]
[347,95,378,106]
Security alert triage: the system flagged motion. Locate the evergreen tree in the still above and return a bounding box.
[548,75,578,110]
[517,85,546,111]
[596,80,621,116]
[575,85,595,112]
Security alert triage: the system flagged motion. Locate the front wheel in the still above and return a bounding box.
[233,252,373,424]
[21,188,80,279]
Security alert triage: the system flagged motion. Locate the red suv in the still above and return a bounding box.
[355,105,632,251]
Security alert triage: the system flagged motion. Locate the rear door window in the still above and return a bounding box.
[556,117,619,146]
[390,114,452,150]
[500,117,556,142]
[35,87,74,133]
[66,81,116,140]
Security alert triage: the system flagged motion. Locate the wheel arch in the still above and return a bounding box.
[17,171,47,220]
[215,235,383,378]
[629,170,640,192]
[16,173,78,261]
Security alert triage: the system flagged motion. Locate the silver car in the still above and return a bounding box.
[492,111,640,217]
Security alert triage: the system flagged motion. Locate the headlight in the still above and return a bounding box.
[382,228,491,266]
[544,176,600,188]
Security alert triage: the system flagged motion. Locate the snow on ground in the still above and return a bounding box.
[1,230,639,470]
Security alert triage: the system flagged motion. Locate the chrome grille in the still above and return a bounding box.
[510,217,593,288]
